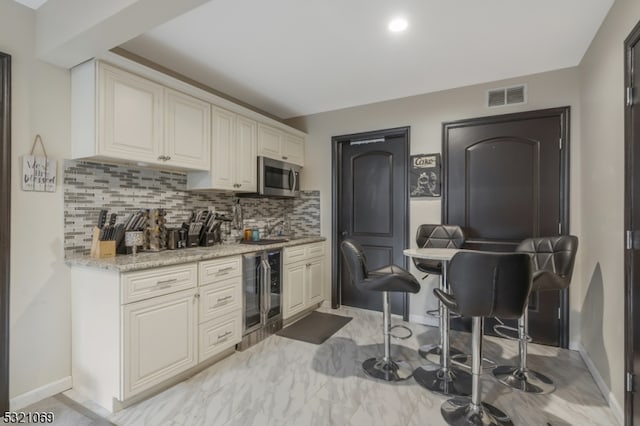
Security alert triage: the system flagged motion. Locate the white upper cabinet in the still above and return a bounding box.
[235,115,258,190]
[73,61,210,171]
[209,107,236,190]
[187,108,257,192]
[99,63,163,163]
[72,58,305,175]
[257,123,282,159]
[282,133,305,166]
[258,123,305,166]
[164,88,211,170]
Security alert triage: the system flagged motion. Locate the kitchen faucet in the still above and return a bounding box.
[265,218,286,236]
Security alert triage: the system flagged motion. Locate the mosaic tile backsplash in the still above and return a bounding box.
[63,160,321,257]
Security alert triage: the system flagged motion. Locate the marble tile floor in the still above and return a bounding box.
[32,305,616,425]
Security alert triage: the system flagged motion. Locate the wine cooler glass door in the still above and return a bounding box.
[243,254,262,333]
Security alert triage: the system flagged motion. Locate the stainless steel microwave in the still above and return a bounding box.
[258,156,300,198]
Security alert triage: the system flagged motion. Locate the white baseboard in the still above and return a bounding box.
[574,343,623,425]
[409,313,438,328]
[10,376,72,411]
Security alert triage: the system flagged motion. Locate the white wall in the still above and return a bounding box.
[287,67,582,334]
[578,0,640,417]
[0,0,72,407]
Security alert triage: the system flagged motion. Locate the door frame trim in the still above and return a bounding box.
[624,19,640,426]
[331,126,411,321]
[0,52,11,412]
[442,106,571,348]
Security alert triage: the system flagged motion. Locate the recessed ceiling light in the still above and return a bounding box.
[388,18,408,33]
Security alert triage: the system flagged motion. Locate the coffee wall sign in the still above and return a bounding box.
[22,134,57,192]
[410,154,441,197]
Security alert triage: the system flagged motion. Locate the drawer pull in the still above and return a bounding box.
[217,295,233,303]
[216,266,234,275]
[155,278,178,288]
[217,331,233,340]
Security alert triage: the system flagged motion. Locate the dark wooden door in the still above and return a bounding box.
[443,107,570,347]
[333,127,409,317]
[624,20,640,426]
[0,52,11,414]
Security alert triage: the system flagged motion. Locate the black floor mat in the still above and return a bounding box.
[276,311,352,344]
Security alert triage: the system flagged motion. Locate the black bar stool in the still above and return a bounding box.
[341,239,421,381]
[412,224,467,362]
[434,251,532,426]
[493,235,578,394]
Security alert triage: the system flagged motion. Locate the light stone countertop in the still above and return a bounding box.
[65,236,326,272]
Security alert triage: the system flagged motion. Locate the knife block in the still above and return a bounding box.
[90,227,116,258]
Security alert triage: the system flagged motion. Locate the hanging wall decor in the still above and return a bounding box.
[410,153,441,197]
[22,134,57,192]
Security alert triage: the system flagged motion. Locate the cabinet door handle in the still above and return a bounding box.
[306,263,312,267]
[165,156,171,161]
[157,155,165,160]
[156,278,177,288]
[282,156,288,160]
[217,295,233,303]
[193,293,200,301]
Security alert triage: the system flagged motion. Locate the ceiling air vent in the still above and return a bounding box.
[487,84,527,108]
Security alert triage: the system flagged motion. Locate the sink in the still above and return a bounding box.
[240,238,289,245]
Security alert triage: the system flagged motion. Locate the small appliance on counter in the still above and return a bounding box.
[166,227,187,250]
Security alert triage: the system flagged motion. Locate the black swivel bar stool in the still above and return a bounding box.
[341,239,421,381]
[493,235,578,394]
[412,224,467,362]
[434,251,532,426]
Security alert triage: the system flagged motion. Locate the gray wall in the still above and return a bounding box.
[578,0,640,416]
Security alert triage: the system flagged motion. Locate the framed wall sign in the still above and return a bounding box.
[22,135,56,192]
[410,153,441,197]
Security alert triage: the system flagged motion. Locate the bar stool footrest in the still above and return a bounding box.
[425,309,462,319]
[389,324,412,340]
[493,323,532,342]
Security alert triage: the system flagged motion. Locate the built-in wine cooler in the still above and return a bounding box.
[237,249,282,350]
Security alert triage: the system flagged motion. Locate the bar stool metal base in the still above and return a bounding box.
[492,365,555,394]
[363,357,414,382]
[419,344,468,364]
[441,396,513,426]
[413,365,472,396]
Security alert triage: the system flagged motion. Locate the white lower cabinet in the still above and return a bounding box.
[71,256,243,413]
[197,257,243,362]
[199,311,242,362]
[307,258,324,305]
[284,263,306,318]
[122,289,197,399]
[283,242,326,319]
